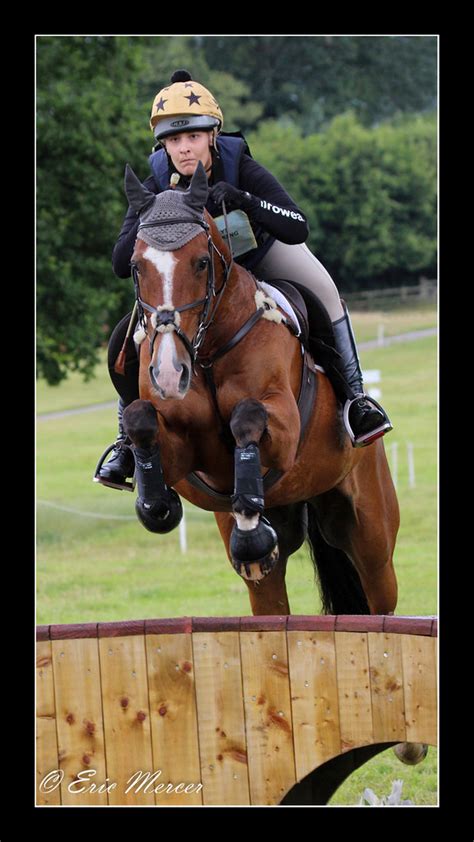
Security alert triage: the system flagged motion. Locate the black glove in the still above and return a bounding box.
[209,181,255,212]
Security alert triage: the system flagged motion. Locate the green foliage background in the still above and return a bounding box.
[36,35,437,384]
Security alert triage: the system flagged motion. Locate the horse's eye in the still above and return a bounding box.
[196,256,209,272]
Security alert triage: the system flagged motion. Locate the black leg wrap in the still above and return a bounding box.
[230,443,278,578]
[231,444,265,515]
[230,516,279,578]
[133,445,182,534]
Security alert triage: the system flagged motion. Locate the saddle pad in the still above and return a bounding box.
[259,281,302,336]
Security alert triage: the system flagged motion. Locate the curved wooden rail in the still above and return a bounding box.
[36,614,437,806]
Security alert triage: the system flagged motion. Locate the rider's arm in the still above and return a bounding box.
[238,155,309,244]
[112,175,158,278]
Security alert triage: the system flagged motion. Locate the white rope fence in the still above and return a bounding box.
[37,499,137,520]
[37,499,189,553]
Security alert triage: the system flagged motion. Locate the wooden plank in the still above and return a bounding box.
[335,632,373,751]
[287,630,341,779]
[368,633,406,743]
[240,630,296,805]
[36,640,61,805]
[146,633,203,805]
[98,635,154,805]
[401,634,437,745]
[193,631,250,806]
[52,638,108,806]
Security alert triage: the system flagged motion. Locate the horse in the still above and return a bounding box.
[118,161,400,621]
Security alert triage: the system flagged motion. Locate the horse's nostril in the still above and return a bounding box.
[179,365,190,392]
[149,365,159,390]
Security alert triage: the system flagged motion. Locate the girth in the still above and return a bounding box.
[185,348,318,507]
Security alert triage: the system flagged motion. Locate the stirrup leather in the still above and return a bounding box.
[93,442,136,491]
[343,395,393,448]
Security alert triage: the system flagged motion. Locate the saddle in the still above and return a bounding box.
[259,278,340,372]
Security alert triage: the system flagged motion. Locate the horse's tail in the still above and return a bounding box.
[306,505,370,614]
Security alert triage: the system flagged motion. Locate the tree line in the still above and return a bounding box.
[36,35,437,384]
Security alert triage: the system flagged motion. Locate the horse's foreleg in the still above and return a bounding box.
[214,511,290,615]
[228,399,279,581]
[123,399,182,533]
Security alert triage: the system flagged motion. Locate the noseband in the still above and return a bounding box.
[132,214,233,368]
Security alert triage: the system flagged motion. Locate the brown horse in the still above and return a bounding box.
[120,161,400,619]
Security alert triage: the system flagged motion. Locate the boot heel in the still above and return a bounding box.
[93,443,136,491]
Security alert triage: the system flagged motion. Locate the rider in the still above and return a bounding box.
[96,69,392,490]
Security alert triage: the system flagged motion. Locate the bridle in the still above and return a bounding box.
[132,204,298,382]
[132,212,233,368]
[132,202,301,452]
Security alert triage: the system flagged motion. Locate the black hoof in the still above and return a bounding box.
[230,517,279,579]
[135,489,183,534]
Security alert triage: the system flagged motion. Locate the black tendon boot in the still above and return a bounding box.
[93,398,136,490]
[331,303,393,447]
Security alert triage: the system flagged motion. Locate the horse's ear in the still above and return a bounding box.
[124,164,156,214]
[185,160,209,211]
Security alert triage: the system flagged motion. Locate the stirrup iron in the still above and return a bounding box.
[93,442,136,491]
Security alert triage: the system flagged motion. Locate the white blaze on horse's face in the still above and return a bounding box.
[143,245,192,400]
[143,246,175,306]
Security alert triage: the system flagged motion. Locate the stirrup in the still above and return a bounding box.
[343,395,393,448]
[93,442,136,491]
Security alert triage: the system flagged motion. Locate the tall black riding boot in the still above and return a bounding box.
[331,303,393,447]
[93,398,136,490]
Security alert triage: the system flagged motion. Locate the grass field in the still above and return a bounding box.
[36,308,438,805]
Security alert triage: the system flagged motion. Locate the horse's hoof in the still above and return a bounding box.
[135,489,183,534]
[393,742,429,765]
[230,517,279,580]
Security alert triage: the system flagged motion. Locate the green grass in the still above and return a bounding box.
[36,308,438,805]
[347,307,437,344]
[36,349,114,414]
[328,745,438,805]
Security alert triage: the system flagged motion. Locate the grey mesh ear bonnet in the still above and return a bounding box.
[124,162,209,251]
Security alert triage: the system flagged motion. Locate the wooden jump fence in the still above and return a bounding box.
[36,614,437,806]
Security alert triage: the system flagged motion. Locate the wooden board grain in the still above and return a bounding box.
[98,635,154,805]
[287,630,342,778]
[52,638,108,806]
[193,631,250,805]
[36,640,61,806]
[146,632,203,805]
[401,634,437,746]
[368,632,406,743]
[335,632,373,752]
[240,630,296,805]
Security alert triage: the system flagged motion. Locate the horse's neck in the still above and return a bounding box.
[204,264,258,349]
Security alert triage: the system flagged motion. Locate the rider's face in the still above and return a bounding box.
[164,131,213,178]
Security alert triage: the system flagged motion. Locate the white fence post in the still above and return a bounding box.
[362,369,381,401]
[390,442,398,490]
[407,442,416,489]
[179,506,187,554]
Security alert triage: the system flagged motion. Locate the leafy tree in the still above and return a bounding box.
[196,35,437,132]
[37,35,264,384]
[37,36,147,384]
[248,112,436,289]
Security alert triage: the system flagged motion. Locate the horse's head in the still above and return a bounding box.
[125,162,230,401]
